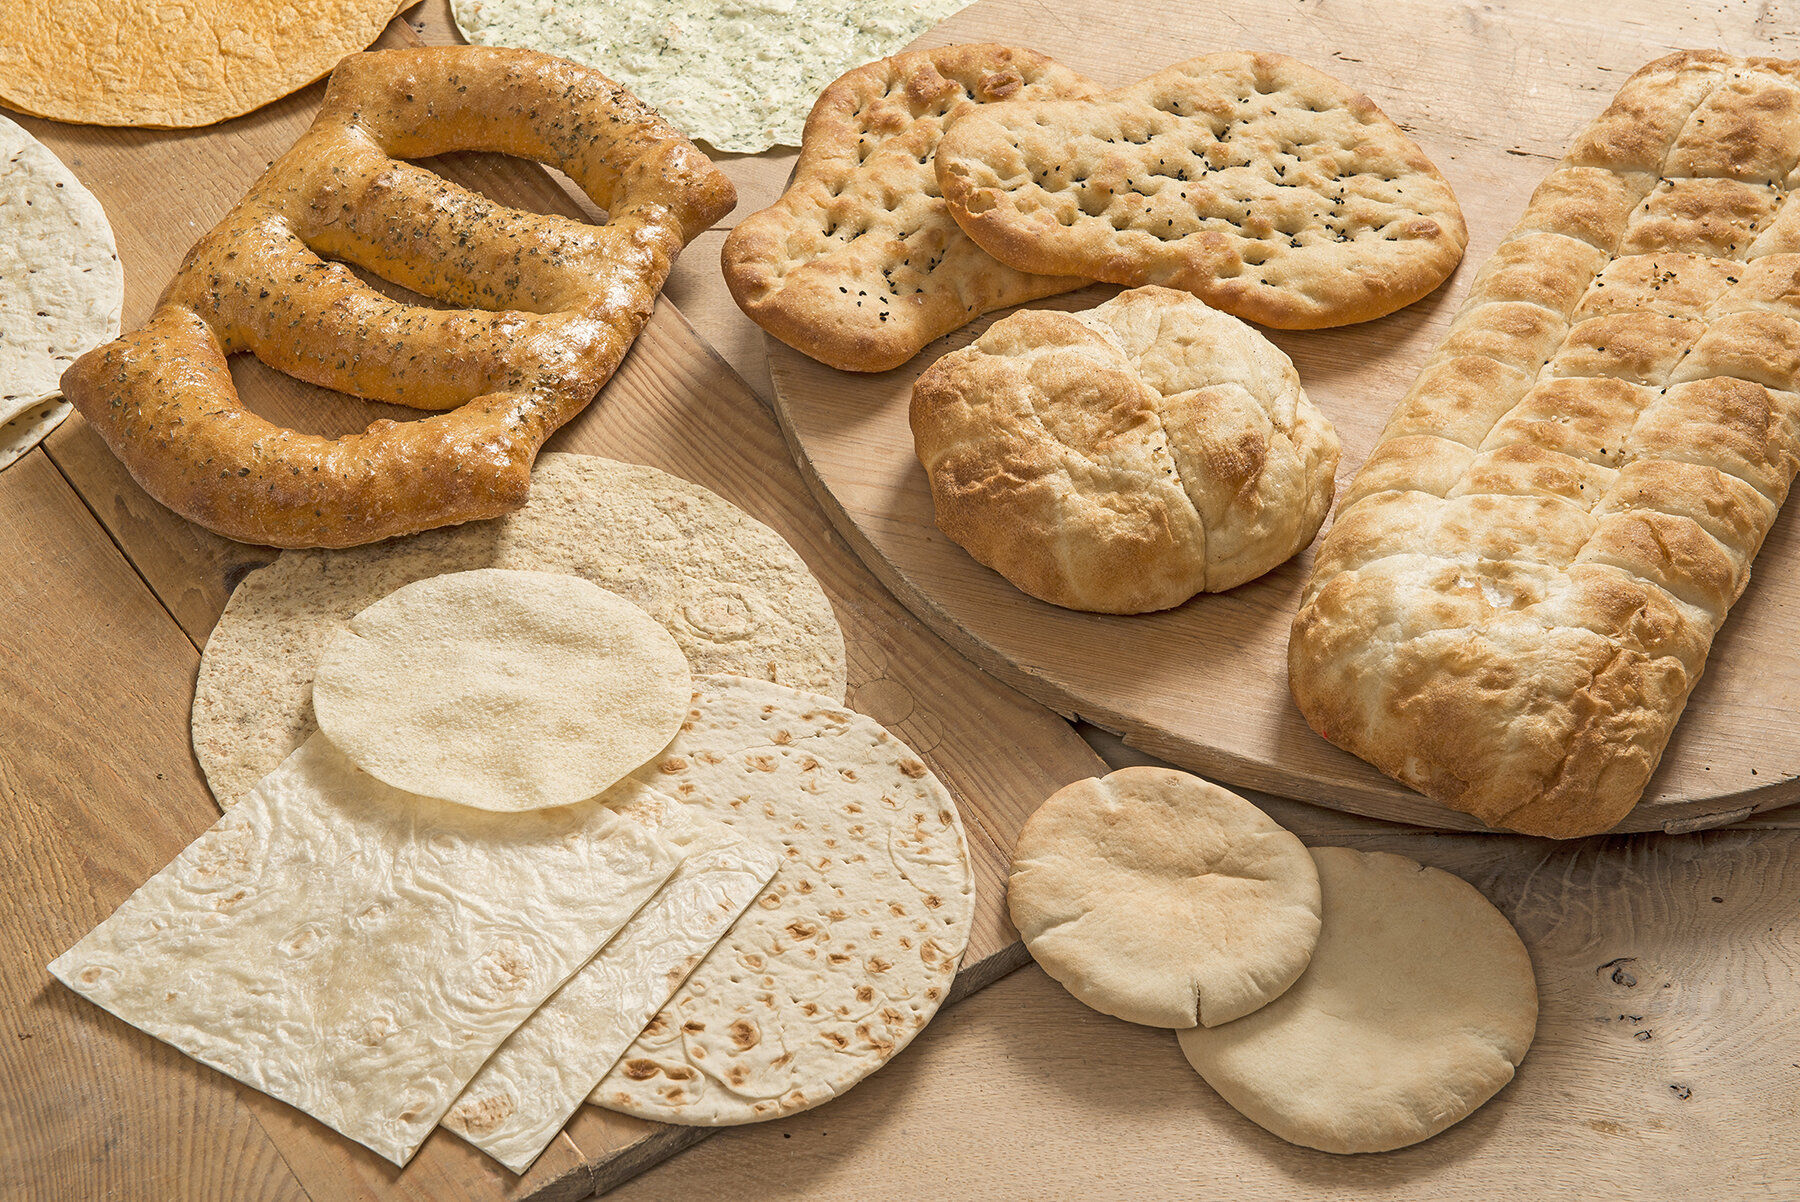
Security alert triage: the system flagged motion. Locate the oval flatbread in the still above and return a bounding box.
[588,674,976,1125]
[312,569,691,811]
[1008,767,1321,1027]
[1177,846,1537,1154]
[193,453,847,808]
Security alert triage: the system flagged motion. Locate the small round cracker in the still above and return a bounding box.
[1008,767,1321,1028]
[1177,846,1538,1154]
[587,675,975,1125]
[312,569,690,811]
[193,453,847,808]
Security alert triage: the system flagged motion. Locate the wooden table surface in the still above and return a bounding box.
[4,0,1799,1199]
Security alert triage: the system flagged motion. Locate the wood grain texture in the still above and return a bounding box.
[763,0,1800,834]
[10,4,1102,1197]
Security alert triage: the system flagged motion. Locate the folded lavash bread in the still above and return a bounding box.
[193,453,847,807]
[589,675,976,1125]
[49,735,684,1167]
[1290,50,1800,837]
[723,44,1099,372]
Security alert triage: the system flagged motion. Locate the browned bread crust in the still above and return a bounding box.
[61,46,734,548]
[1290,50,1800,837]
[934,51,1466,329]
[721,44,1099,373]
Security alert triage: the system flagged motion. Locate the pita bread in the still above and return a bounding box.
[193,453,846,807]
[1177,847,1537,1153]
[312,570,691,811]
[588,675,975,1125]
[49,735,683,1166]
[1009,767,1321,1028]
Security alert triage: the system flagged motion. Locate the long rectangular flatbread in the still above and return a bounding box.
[1289,50,1800,838]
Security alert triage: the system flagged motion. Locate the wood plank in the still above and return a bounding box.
[17,5,1105,1196]
[764,0,1800,834]
[0,451,311,1202]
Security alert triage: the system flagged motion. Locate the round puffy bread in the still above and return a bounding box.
[312,569,691,811]
[911,286,1340,612]
[0,0,406,128]
[193,453,847,807]
[0,113,122,462]
[588,674,975,1125]
[1008,767,1321,1028]
[1177,846,1538,1154]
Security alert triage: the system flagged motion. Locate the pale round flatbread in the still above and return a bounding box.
[0,0,406,128]
[1,113,122,464]
[449,0,967,153]
[1177,846,1538,1154]
[193,453,847,808]
[312,569,691,811]
[1008,766,1321,1028]
[588,674,975,1125]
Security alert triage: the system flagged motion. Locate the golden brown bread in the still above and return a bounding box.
[61,46,734,548]
[934,51,1467,328]
[722,44,1099,373]
[1290,50,1800,838]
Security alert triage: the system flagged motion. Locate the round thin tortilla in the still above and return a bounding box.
[194,453,847,808]
[588,674,975,1125]
[1008,766,1321,1028]
[313,569,692,811]
[1,113,121,461]
[449,0,968,153]
[0,1,407,128]
[1177,847,1538,1154]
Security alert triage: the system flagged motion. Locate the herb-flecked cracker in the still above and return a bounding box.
[193,453,847,808]
[936,51,1467,328]
[724,44,1099,372]
[588,675,975,1125]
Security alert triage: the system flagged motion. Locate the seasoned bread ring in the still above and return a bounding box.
[61,47,734,548]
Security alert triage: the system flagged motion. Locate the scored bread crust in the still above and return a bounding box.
[722,44,1100,373]
[934,51,1467,329]
[1289,50,1800,838]
[912,286,1339,613]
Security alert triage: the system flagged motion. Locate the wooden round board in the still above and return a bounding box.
[764,0,1800,835]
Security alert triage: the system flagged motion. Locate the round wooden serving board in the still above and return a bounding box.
[766,0,1800,835]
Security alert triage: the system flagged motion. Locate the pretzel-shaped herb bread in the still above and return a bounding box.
[62,47,734,548]
[1290,51,1800,837]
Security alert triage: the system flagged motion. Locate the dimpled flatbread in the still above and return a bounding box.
[193,453,846,808]
[49,735,684,1167]
[1177,847,1538,1154]
[0,0,408,128]
[588,675,975,1125]
[0,113,121,463]
[443,791,781,1172]
[449,0,968,153]
[1009,767,1321,1028]
[312,570,692,812]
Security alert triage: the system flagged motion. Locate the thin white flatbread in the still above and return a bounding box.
[194,453,847,808]
[0,114,121,465]
[49,735,684,1167]
[1176,847,1538,1154]
[588,675,976,1125]
[312,570,692,811]
[449,0,968,153]
[444,791,781,1172]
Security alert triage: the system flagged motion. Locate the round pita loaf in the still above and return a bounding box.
[1177,846,1538,1154]
[193,453,846,808]
[1008,767,1321,1028]
[588,675,975,1125]
[1,113,121,464]
[0,1,404,128]
[313,570,691,811]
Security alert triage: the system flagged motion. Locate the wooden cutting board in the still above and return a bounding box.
[766,0,1800,835]
[0,10,1105,1200]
